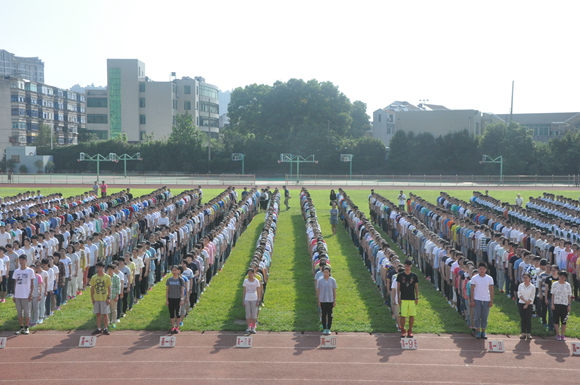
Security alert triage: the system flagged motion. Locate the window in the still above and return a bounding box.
[26,123,39,131]
[80,95,85,102]
[42,111,53,119]
[140,97,146,108]
[196,102,198,110]
[173,116,176,125]
[200,86,218,99]
[87,114,108,124]
[87,97,108,107]
[184,101,191,110]
[58,90,64,98]
[199,102,219,114]
[387,127,392,134]
[184,85,191,94]
[173,99,177,109]
[140,114,146,124]
[200,117,219,128]
[12,121,26,130]
[378,114,381,122]
[11,108,25,116]
[80,106,85,113]
[139,82,145,92]
[80,116,86,123]
[57,102,64,109]
[25,83,37,92]
[11,155,20,163]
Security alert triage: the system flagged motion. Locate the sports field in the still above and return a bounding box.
[1,187,579,338]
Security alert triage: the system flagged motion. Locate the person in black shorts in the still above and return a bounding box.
[551,270,572,341]
[166,265,185,334]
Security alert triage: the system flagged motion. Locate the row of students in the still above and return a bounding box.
[375,190,574,340]
[7,187,245,334]
[243,188,280,334]
[300,188,336,336]
[337,189,418,338]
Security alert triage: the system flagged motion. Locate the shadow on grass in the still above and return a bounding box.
[333,219,386,332]
[291,212,320,334]
[217,221,264,331]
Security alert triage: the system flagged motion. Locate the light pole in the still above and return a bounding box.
[479,154,503,184]
[231,153,245,175]
[78,152,118,181]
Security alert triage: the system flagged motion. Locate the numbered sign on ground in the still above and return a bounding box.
[320,335,337,348]
[236,336,252,348]
[401,338,418,350]
[572,342,580,356]
[0,337,6,349]
[487,340,505,353]
[78,336,96,348]
[159,336,176,348]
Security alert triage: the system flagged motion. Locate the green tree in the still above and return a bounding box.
[34,159,45,173]
[349,101,372,138]
[169,112,202,146]
[19,164,27,174]
[478,122,535,174]
[36,124,55,147]
[45,161,55,173]
[78,128,100,143]
[6,158,15,172]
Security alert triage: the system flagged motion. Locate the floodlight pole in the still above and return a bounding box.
[117,153,142,178]
[481,154,503,184]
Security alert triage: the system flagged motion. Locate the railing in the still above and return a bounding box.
[284,174,580,187]
[0,173,256,186]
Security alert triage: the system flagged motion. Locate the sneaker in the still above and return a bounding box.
[174,328,179,334]
[407,331,414,338]
[29,323,36,328]
[56,307,61,311]
[15,327,23,335]
[527,334,532,340]
[251,328,256,334]
[116,319,120,323]
[1,299,5,303]
[170,327,176,334]
[520,333,526,340]
[102,329,110,335]
[481,332,487,340]
[111,324,116,328]
[476,332,482,339]
[561,335,566,341]
[23,327,29,335]
[38,319,43,324]
[179,322,183,327]
[91,329,102,335]
[246,328,251,333]
[556,335,562,341]
[400,328,407,338]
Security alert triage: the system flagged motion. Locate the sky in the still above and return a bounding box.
[2,0,578,116]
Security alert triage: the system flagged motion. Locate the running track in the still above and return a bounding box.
[0,331,577,384]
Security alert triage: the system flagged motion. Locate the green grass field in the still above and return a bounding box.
[0,186,578,336]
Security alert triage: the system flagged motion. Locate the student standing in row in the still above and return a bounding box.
[13,255,34,335]
[283,186,291,210]
[330,202,339,236]
[397,259,418,338]
[166,265,185,334]
[317,266,337,335]
[517,272,536,339]
[90,261,111,335]
[243,268,262,334]
[551,270,572,341]
[470,262,494,339]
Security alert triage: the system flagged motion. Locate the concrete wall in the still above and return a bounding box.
[0,78,11,155]
[143,82,174,140]
[6,146,53,173]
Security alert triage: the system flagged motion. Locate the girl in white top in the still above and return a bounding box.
[517,272,536,340]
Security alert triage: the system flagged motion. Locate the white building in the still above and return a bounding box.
[0,49,44,83]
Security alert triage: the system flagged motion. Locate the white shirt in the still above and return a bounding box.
[12,267,35,299]
[517,283,536,304]
[470,274,494,302]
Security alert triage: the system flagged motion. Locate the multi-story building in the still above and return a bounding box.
[0,49,45,83]
[97,59,219,142]
[493,112,580,142]
[0,76,84,153]
[372,101,483,146]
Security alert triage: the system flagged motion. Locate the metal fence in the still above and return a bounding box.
[284,174,580,187]
[0,173,256,186]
